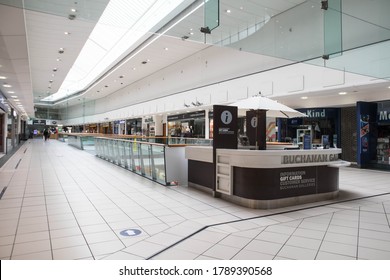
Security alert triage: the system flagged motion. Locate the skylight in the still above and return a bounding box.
[43,0,185,102]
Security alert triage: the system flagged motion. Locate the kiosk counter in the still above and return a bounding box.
[185,146,347,209]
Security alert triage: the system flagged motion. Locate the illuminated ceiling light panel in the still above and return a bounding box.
[44,0,185,102]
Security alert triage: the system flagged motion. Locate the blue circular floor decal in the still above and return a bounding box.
[120,229,142,237]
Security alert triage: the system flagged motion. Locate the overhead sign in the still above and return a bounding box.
[167,111,205,121]
[33,119,46,125]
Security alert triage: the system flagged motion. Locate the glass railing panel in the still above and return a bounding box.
[132,142,142,175]
[108,139,114,162]
[124,141,133,171]
[118,140,126,168]
[152,145,166,185]
[140,143,153,179]
[94,138,100,157]
[112,140,119,165]
[102,139,108,160]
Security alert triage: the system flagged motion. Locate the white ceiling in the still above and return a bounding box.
[0,0,389,119]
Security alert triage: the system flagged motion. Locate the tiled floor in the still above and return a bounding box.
[0,139,390,260]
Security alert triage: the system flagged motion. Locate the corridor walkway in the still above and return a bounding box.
[0,139,390,260]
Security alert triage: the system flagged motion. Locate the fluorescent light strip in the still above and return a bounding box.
[44,0,185,102]
[50,1,205,105]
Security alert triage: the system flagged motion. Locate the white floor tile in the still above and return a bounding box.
[277,245,317,260]
[285,235,322,250]
[15,231,50,244]
[232,249,274,260]
[12,239,51,256]
[358,247,390,260]
[122,241,165,258]
[51,235,87,250]
[316,251,356,260]
[175,238,214,254]
[218,235,251,249]
[320,241,357,258]
[89,239,125,256]
[255,231,290,244]
[244,239,283,255]
[152,248,199,260]
[84,231,119,244]
[53,245,93,260]
[11,250,52,260]
[202,244,241,259]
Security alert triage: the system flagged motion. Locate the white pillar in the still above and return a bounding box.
[205,108,210,139]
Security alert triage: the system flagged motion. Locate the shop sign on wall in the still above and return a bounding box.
[360,115,370,153]
[378,101,390,124]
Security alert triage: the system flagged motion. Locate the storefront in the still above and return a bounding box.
[377,101,390,167]
[126,118,142,135]
[355,100,390,170]
[113,120,125,135]
[168,111,206,138]
[278,108,341,149]
[85,123,98,133]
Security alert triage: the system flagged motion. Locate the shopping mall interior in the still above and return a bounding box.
[1,0,390,260]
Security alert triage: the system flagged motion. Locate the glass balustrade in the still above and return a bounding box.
[94,137,167,185]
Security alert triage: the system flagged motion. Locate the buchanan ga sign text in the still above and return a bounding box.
[282,153,339,164]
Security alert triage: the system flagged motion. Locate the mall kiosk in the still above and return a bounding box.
[186,105,345,209]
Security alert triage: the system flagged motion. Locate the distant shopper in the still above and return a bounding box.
[43,128,49,141]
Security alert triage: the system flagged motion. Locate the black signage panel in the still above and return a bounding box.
[167,111,205,121]
[233,166,339,200]
[246,109,266,150]
[33,120,46,125]
[213,105,237,149]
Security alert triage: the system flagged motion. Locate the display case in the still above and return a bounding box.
[296,128,312,148]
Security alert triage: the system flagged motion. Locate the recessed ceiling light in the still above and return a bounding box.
[338,91,347,95]
[56,58,62,62]
[3,84,12,88]
[0,76,6,79]
[301,96,308,100]
[164,47,169,51]
[64,31,71,35]
[132,67,136,70]
[71,8,77,12]
[226,9,231,13]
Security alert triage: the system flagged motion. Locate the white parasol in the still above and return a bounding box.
[230,95,307,118]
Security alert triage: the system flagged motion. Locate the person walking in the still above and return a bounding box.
[43,128,49,141]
